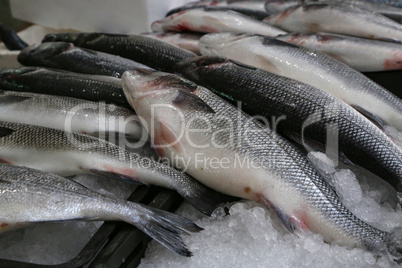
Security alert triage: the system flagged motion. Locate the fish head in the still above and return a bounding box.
[17,42,73,66]
[122,70,214,158]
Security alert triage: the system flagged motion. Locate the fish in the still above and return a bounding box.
[199,33,402,132]
[175,56,402,194]
[122,69,401,258]
[166,0,268,18]
[276,32,402,72]
[355,0,402,8]
[151,8,286,37]
[0,23,28,50]
[0,67,129,107]
[141,32,203,54]
[0,90,144,140]
[0,121,232,216]
[41,33,196,73]
[0,163,201,256]
[263,3,402,42]
[18,42,151,78]
[264,0,300,15]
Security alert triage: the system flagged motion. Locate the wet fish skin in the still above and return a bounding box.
[0,23,28,50]
[122,69,398,256]
[141,32,203,54]
[151,8,286,37]
[0,90,144,140]
[18,42,151,78]
[276,32,402,72]
[0,163,201,256]
[41,33,196,73]
[0,121,231,216]
[0,67,129,107]
[199,33,402,132]
[264,0,299,15]
[175,56,402,194]
[263,3,402,42]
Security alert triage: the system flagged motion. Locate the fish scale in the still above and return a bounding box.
[0,121,233,216]
[176,57,402,194]
[122,70,396,254]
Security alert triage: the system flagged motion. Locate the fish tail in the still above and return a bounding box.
[126,202,202,257]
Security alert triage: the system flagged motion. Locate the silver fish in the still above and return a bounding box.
[151,8,286,36]
[122,69,401,257]
[0,121,231,216]
[199,33,402,132]
[264,0,299,15]
[18,42,151,78]
[0,163,201,256]
[276,32,402,72]
[141,32,203,54]
[0,90,144,140]
[263,3,402,42]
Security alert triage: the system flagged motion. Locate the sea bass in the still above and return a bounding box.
[151,8,286,37]
[263,3,402,42]
[0,67,129,107]
[0,23,27,50]
[18,42,151,78]
[0,163,201,256]
[141,32,203,54]
[276,32,402,72]
[41,33,196,73]
[122,69,400,257]
[0,90,144,139]
[175,56,402,194]
[0,121,231,216]
[199,33,402,132]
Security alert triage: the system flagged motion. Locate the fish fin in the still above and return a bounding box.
[0,126,14,138]
[173,90,215,114]
[0,95,31,105]
[257,195,296,233]
[176,177,239,216]
[229,59,257,70]
[89,169,146,185]
[0,179,11,184]
[0,158,12,164]
[127,203,202,256]
[351,105,386,131]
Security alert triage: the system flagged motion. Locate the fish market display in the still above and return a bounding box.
[276,32,402,72]
[199,33,402,132]
[263,3,402,42]
[0,121,231,216]
[0,23,28,50]
[18,42,151,78]
[0,163,201,256]
[151,8,286,37]
[122,69,400,256]
[176,56,402,194]
[141,32,203,54]
[0,67,129,107]
[41,33,196,73]
[0,90,144,139]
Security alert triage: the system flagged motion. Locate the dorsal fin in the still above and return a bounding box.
[0,126,14,138]
[351,105,386,131]
[173,90,215,113]
[0,95,31,105]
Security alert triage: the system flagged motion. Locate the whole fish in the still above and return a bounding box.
[0,67,129,107]
[0,121,231,216]
[0,163,201,256]
[141,32,203,54]
[151,8,286,37]
[122,69,401,257]
[263,3,402,42]
[276,32,402,72]
[199,33,402,132]
[18,42,151,78]
[175,56,402,194]
[0,90,144,140]
[0,23,28,50]
[41,33,196,73]
[264,0,299,14]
